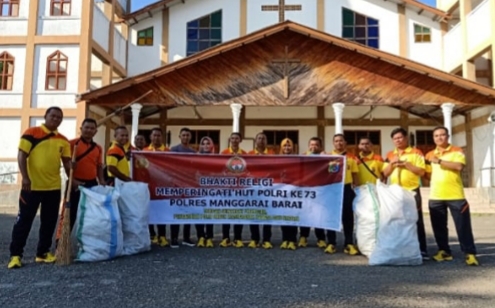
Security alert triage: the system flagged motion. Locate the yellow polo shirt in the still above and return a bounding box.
[248,148,275,155]
[106,142,130,178]
[425,145,465,200]
[384,146,425,191]
[18,124,71,191]
[145,144,169,152]
[357,152,383,185]
[330,150,359,185]
[221,147,247,155]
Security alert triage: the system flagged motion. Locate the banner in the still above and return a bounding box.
[132,152,346,231]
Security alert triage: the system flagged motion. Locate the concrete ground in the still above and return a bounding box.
[0,207,494,308]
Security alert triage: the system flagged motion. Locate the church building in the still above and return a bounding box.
[1,0,495,210]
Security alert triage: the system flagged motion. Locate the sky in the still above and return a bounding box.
[132,0,437,11]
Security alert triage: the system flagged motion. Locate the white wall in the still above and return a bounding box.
[324,106,401,119]
[246,106,316,119]
[92,3,110,52]
[466,0,490,52]
[168,0,240,61]
[0,46,26,108]
[31,45,80,109]
[406,11,443,69]
[0,0,30,36]
[325,0,400,54]
[168,106,232,119]
[0,117,21,158]
[443,23,462,72]
[128,14,162,76]
[247,0,316,33]
[37,0,82,35]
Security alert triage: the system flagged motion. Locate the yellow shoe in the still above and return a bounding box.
[432,250,453,262]
[197,237,206,248]
[151,236,158,245]
[159,236,170,247]
[324,244,336,254]
[248,240,258,248]
[298,237,307,248]
[233,240,244,248]
[343,244,359,256]
[7,256,22,269]
[465,254,479,266]
[219,238,231,248]
[206,239,214,248]
[35,252,56,263]
[287,242,297,250]
[262,241,273,249]
[317,240,327,249]
[280,241,288,249]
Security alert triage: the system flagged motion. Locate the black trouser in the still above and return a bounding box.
[222,224,243,240]
[10,189,61,257]
[171,224,191,241]
[149,225,166,237]
[429,199,476,255]
[196,224,214,239]
[281,226,298,242]
[67,179,98,232]
[250,224,272,242]
[328,184,356,246]
[412,188,428,254]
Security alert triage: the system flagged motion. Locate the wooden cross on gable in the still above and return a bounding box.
[271,46,301,99]
[262,0,302,23]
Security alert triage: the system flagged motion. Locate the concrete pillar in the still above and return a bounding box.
[332,102,345,134]
[230,103,243,133]
[441,102,455,142]
[130,103,143,146]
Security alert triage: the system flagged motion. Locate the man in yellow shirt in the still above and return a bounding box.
[8,107,71,269]
[357,137,384,184]
[383,127,428,260]
[425,126,478,266]
[106,126,132,185]
[324,134,359,255]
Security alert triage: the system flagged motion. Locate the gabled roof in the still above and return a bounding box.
[78,20,495,116]
[122,0,450,24]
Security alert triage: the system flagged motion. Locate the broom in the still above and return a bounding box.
[55,144,78,266]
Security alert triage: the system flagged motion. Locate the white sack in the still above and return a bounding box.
[75,186,123,262]
[353,183,380,257]
[115,178,151,255]
[369,182,422,266]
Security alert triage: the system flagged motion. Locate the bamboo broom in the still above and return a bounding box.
[55,144,78,266]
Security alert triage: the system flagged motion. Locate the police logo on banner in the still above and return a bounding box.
[226,156,247,173]
[328,161,340,173]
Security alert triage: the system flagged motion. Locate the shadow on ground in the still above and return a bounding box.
[0,213,494,308]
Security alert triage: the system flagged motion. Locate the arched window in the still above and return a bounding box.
[45,51,68,91]
[50,0,71,16]
[0,52,14,91]
[0,0,20,17]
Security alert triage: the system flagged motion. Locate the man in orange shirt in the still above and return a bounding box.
[144,128,170,247]
[55,118,105,245]
[425,126,478,266]
[220,132,247,248]
[247,133,275,249]
[8,107,71,269]
[382,127,429,260]
[325,134,359,255]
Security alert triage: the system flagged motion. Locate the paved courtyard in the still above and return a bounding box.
[0,209,494,308]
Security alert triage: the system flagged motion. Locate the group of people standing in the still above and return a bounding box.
[7,106,479,269]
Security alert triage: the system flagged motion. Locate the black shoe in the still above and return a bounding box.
[171,239,179,248]
[421,252,430,261]
[182,239,195,247]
